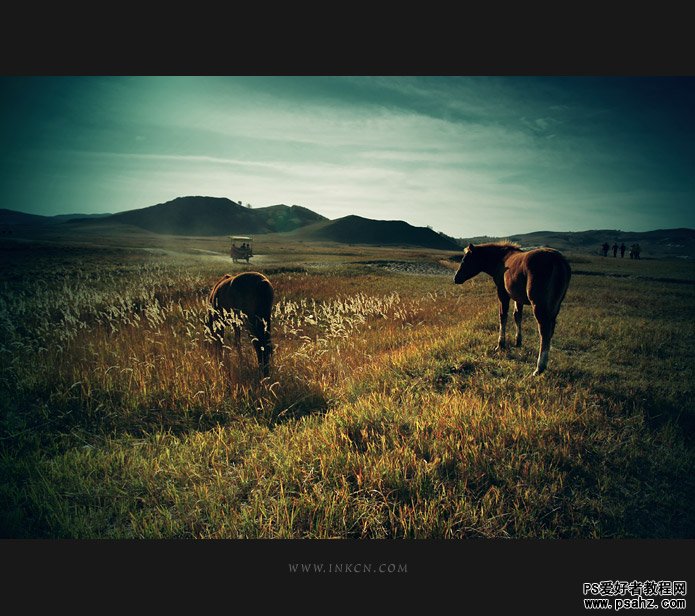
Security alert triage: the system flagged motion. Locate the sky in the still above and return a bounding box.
[1,76,693,237]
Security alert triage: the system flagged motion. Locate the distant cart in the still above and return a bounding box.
[230,236,253,263]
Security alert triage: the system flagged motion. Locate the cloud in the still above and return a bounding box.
[2,76,693,235]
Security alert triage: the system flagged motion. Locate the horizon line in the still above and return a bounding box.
[1,204,693,238]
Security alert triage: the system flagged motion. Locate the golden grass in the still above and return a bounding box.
[1,241,694,538]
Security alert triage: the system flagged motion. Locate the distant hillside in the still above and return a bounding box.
[252,203,326,232]
[0,209,52,225]
[461,228,695,260]
[298,215,462,250]
[3,201,692,258]
[68,196,327,236]
[52,213,113,221]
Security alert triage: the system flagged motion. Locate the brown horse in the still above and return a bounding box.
[206,272,274,377]
[453,242,571,375]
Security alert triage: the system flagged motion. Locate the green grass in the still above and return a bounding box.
[1,237,694,538]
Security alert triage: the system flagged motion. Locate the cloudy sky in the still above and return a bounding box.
[1,76,693,237]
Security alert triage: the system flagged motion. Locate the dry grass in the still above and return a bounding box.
[1,238,694,538]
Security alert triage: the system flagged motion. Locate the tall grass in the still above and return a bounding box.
[1,244,693,538]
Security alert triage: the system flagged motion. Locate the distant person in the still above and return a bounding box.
[602,242,609,257]
[634,243,641,260]
[612,242,618,257]
[620,243,626,258]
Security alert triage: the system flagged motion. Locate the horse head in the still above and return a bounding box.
[454,244,482,284]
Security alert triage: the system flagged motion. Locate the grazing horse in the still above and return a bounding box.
[453,242,571,376]
[206,272,274,377]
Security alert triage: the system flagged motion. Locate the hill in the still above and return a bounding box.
[251,203,326,232]
[296,215,462,250]
[67,197,327,236]
[0,209,53,226]
[3,201,692,257]
[52,213,113,221]
[0,209,113,226]
[462,228,695,260]
[2,201,459,250]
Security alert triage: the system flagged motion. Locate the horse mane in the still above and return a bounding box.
[475,241,522,252]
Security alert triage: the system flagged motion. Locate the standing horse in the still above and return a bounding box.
[453,242,571,376]
[206,272,274,377]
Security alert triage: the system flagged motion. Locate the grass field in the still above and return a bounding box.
[1,233,694,538]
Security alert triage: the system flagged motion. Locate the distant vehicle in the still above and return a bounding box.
[230,236,253,263]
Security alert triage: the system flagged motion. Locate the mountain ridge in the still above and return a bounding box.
[291,214,462,251]
[69,196,327,236]
[1,200,694,256]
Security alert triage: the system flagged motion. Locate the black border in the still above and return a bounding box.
[1,13,693,614]
[2,9,694,76]
[1,539,693,612]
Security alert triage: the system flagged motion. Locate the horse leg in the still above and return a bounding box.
[514,301,524,347]
[532,305,554,376]
[495,293,510,351]
[251,317,271,377]
[232,322,242,356]
[252,338,269,377]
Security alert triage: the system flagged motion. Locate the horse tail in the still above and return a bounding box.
[206,274,234,341]
[208,274,234,307]
[549,254,571,317]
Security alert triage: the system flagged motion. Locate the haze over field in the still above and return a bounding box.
[1,76,694,237]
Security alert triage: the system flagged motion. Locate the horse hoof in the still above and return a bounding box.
[532,368,544,377]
